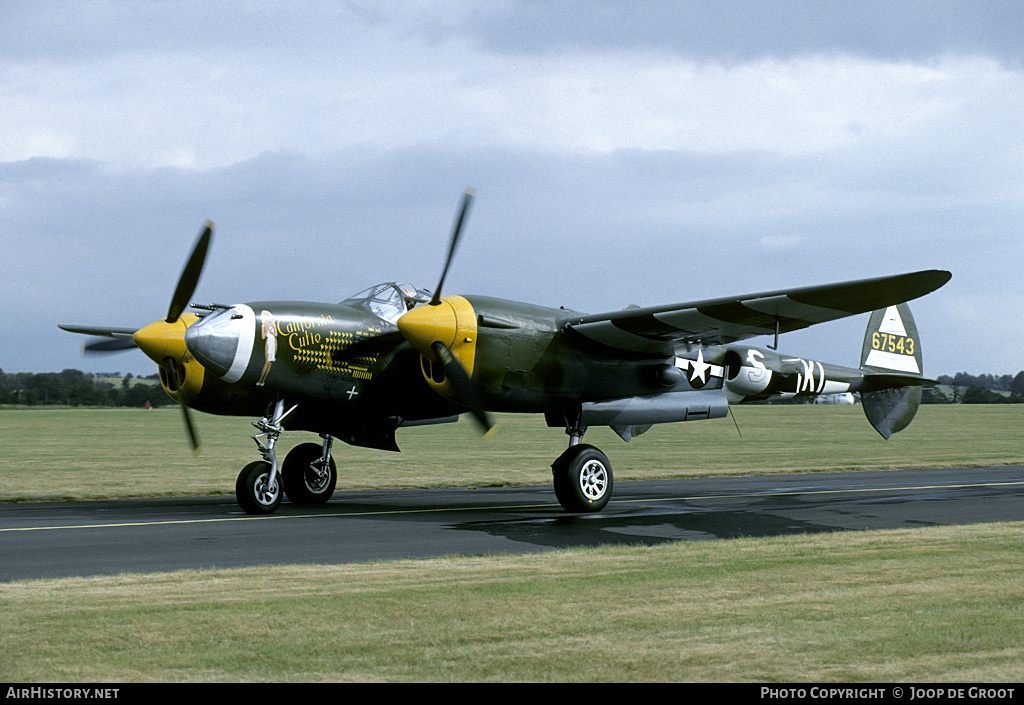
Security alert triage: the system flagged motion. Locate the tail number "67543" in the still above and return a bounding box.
[871,331,915,356]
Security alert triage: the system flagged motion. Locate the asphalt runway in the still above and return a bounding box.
[2,466,1023,582]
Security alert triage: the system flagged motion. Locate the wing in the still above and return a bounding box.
[563,270,951,354]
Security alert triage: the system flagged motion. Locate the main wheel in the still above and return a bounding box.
[282,442,337,505]
[551,444,613,513]
[236,461,282,515]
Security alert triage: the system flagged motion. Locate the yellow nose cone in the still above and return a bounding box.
[396,300,458,357]
[132,314,196,364]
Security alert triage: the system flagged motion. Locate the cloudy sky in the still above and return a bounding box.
[2,1,1022,379]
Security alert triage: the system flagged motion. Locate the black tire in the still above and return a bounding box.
[235,461,282,515]
[551,444,613,513]
[282,442,337,505]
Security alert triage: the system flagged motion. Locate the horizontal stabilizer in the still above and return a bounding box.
[859,373,936,391]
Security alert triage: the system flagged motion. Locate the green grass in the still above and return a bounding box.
[1,522,1022,682]
[0,405,1021,503]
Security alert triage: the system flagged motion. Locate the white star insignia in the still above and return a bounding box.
[689,349,711,384]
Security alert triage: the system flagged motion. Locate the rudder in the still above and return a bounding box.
[859,303,924,439]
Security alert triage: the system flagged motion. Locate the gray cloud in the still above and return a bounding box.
[2,2,1021,379]
[458,0,1024,64]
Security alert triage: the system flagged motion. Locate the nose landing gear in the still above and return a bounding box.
[234,401,338,515]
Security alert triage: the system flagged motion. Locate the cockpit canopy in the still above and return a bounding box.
[341,282,430,324]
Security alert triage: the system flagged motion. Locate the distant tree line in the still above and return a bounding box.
[937,372,1024,392]
[6,366,1024,409]
[0,369,167,407]
[1,368,1022,407]
[925,372,1024,404]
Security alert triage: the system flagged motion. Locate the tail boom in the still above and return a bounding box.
[721,301,934,438]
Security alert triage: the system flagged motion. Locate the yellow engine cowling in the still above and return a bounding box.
[132,313,206,405]
[396,296,478,400]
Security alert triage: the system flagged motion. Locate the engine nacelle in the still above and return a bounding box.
[723,348,775,398]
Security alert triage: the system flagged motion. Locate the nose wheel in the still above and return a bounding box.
[235,461,282,514]
[550,412,614,513]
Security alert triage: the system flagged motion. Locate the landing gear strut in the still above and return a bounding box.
[236,400,295,514]
[551,414,613,513]
[234,400,299,514]
[235,400,340,514]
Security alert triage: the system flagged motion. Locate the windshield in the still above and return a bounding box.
[342,283,428,323]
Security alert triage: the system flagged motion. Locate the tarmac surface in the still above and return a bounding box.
[2,466,1022,582]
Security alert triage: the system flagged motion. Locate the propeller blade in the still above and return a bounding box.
[59,327,140,354]
[180,401,202,453]
[59,223,211,454]
[167,221,213,323]
[431,340,493,434]
[82,337,139,353]
[430,189,474,306]
[163,356,201,452]
[162,356,181,392]
[58,325,138,339]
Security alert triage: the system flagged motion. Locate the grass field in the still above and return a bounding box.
[1,404,1022,682]
[1,523,1022,682]
[0,404,1020,502]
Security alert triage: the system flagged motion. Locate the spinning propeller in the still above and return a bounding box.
[60,223,214,452]
[166,223,212,325]
[135,222,212,452]
[397,189,494,434]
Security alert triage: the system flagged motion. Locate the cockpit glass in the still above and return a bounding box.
[342,283,425,324]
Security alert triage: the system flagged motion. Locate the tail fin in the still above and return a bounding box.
[859,303,925,439]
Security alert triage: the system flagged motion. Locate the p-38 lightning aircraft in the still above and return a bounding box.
[62,190,951,515]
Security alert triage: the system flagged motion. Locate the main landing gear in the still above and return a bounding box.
[234,404,614,515]
[551,415,613,513]
[235,400,339,515]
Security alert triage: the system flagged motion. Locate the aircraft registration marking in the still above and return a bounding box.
[871,331,916,356]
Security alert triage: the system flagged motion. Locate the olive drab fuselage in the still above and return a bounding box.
[176,288,699,450]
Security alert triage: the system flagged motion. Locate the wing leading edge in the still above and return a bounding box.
[563,270,951,354]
